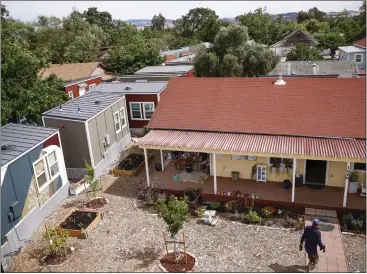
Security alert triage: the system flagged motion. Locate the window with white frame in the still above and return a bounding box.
[355,54,363,63]
[68,91,73,100]
[33,149,60,192]
[130,102,142,119]
[89,83,96,89]
[120,107,127,129]
[353,162,366,172]
[143,102,154,119]
[114,111,121,133]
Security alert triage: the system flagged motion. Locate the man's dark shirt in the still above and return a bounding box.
[301,225,325,254]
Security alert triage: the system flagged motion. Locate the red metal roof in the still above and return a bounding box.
[148,77,366,139]
[138,130,366,160]
[354,38,366,48]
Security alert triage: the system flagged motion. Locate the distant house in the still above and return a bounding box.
[338,38,366,72]
[42,92,131,180]
[117,74,180,82]
[39,62,116,99]
[98,46,117,62]
[265,60,359,77]
[1,124,68,258]
[90,81,168,136]
[135,65,195,77]
[269,29,318,57]
[161,42,213,63]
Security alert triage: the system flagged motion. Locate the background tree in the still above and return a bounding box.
[151,13,165,30]
[194,46,218,77]
[82,7,113,30]
[316,32,346,58]
[286,43,323,61]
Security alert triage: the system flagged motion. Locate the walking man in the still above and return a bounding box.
[299,218,325,272]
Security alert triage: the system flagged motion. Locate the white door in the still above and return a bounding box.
[256,165,267,183]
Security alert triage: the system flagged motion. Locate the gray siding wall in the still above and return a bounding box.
[88,97,130,168]
[43,118,90,168]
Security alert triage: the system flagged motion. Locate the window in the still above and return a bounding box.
[68,91,73,100]
[89,83,96,89]
[114,111,121,133]
[353,163,366,172]
[33,149,60,192]
[269,157,282,166]
[120,107,127,129]
[130,102,142,119]
[143,103,155,119]
[269,157,293,168]
[355,54,363,63]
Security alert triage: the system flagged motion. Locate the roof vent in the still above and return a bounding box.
[274,73,286,85]
[95,100,101,104]
[1,143,14,151]
[59,106,63,111]
[125,86,132,90]
[78,106,81,113]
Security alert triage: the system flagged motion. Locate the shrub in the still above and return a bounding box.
[351,219,364,230]
[208,201,220,210]
[262,206,276,218]
[43,226,69,256]
[243,210,262,224]
[225,200,246,213]
[142,126,151,136]
[342,213,351,223]
[349,171,360,182]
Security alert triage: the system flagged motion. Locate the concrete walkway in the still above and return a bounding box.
[304,208,348,273]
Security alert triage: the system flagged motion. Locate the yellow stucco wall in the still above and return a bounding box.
[328,161,347,187]
[215,155,304,183]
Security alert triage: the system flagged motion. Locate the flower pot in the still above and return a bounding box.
[185,164,193,173]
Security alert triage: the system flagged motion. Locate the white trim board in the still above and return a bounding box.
[129,101,155,121]
[63,76,101,88]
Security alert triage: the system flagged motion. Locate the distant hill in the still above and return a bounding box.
[124,10,359,28]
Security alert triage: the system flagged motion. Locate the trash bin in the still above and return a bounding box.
[155,163,162,171]
[283,180,291,189]
[232,171,240,180]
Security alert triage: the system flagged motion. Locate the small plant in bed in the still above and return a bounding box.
[340,212,366,233]
[60,211,98,230]
[42,225,70,265]
[118,154,145,170]
[242,209,262,224]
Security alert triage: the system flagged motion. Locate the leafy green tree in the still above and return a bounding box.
[82,7,113,30]
[286,43,323,61]
[316,32,346,58]
[359,1,366,36]
[194,47,218,77]
[297,7,327,23]
[175,7,220,42]
[303,18,330,34]
[219,54,242,76]
[105,44,164,75]
[151,13,165,30]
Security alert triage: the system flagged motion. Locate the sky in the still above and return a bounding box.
[3,1,363,22]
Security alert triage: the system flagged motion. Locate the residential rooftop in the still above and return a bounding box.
[338,46,365,53]
[267,60,359,76]
[354,37,366,49]
[43,91,124,121]
[64,75,101,87]
[89,81,168,94]
[1,123,58,166]
[135,65,194,75]
[147,77,366,139]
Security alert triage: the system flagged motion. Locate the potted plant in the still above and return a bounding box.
[348,171,360,193]
[272,162,280,175]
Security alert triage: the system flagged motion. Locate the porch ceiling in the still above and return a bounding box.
[138,130,366,162]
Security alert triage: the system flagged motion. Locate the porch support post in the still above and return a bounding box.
[213,153,217,194]
[160,149,164,171]
[292,158,297,202]
[343,162,350,207]
[209,153,213,176]
[144,148,150,186]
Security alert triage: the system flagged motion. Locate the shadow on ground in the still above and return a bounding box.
[269,263,307,273]
[119,246,161,270]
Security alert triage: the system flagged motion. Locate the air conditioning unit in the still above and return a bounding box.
[104,134,110,147]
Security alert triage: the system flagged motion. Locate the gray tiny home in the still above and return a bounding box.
[42,91,131,180]
[1,123,69,262]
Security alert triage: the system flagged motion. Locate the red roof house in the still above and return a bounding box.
[354,38,366,49]
[138,77,366,210]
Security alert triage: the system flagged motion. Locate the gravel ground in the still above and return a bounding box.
[8,146,307,272]
[342,234,366,273]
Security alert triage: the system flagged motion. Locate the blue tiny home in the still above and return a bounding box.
[1,123,69,262]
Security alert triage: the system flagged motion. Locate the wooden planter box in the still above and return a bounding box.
[58,209,103,239]
[112,153,154,177]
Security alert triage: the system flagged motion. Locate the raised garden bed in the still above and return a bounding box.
[338,211,366,235]
[159,251,196,273]
[58,209,103,239]
[111,153,154,176]
[69,178,90,196]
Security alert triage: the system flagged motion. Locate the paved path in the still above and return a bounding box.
[304,209,348,273]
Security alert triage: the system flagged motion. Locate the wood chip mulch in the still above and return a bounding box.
[160,252,195,272]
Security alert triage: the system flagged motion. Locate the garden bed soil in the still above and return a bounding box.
[160,252,195,273]
[60,211,97,230]
[86,197,108,209]
[112,153,153,176]
[41,248,71,266]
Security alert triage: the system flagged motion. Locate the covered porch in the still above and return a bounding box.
[139,130,366,211]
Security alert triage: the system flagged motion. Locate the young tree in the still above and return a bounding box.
[151,13,165,30]
[316,32,346,58]
[155,195,189,257]
[194,47,218,77]
[286,43,323,61]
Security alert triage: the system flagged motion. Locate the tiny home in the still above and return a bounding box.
[42,92,131,180]
[338,38,366,72]
[90,82,168,136]
[1,123,68,259]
